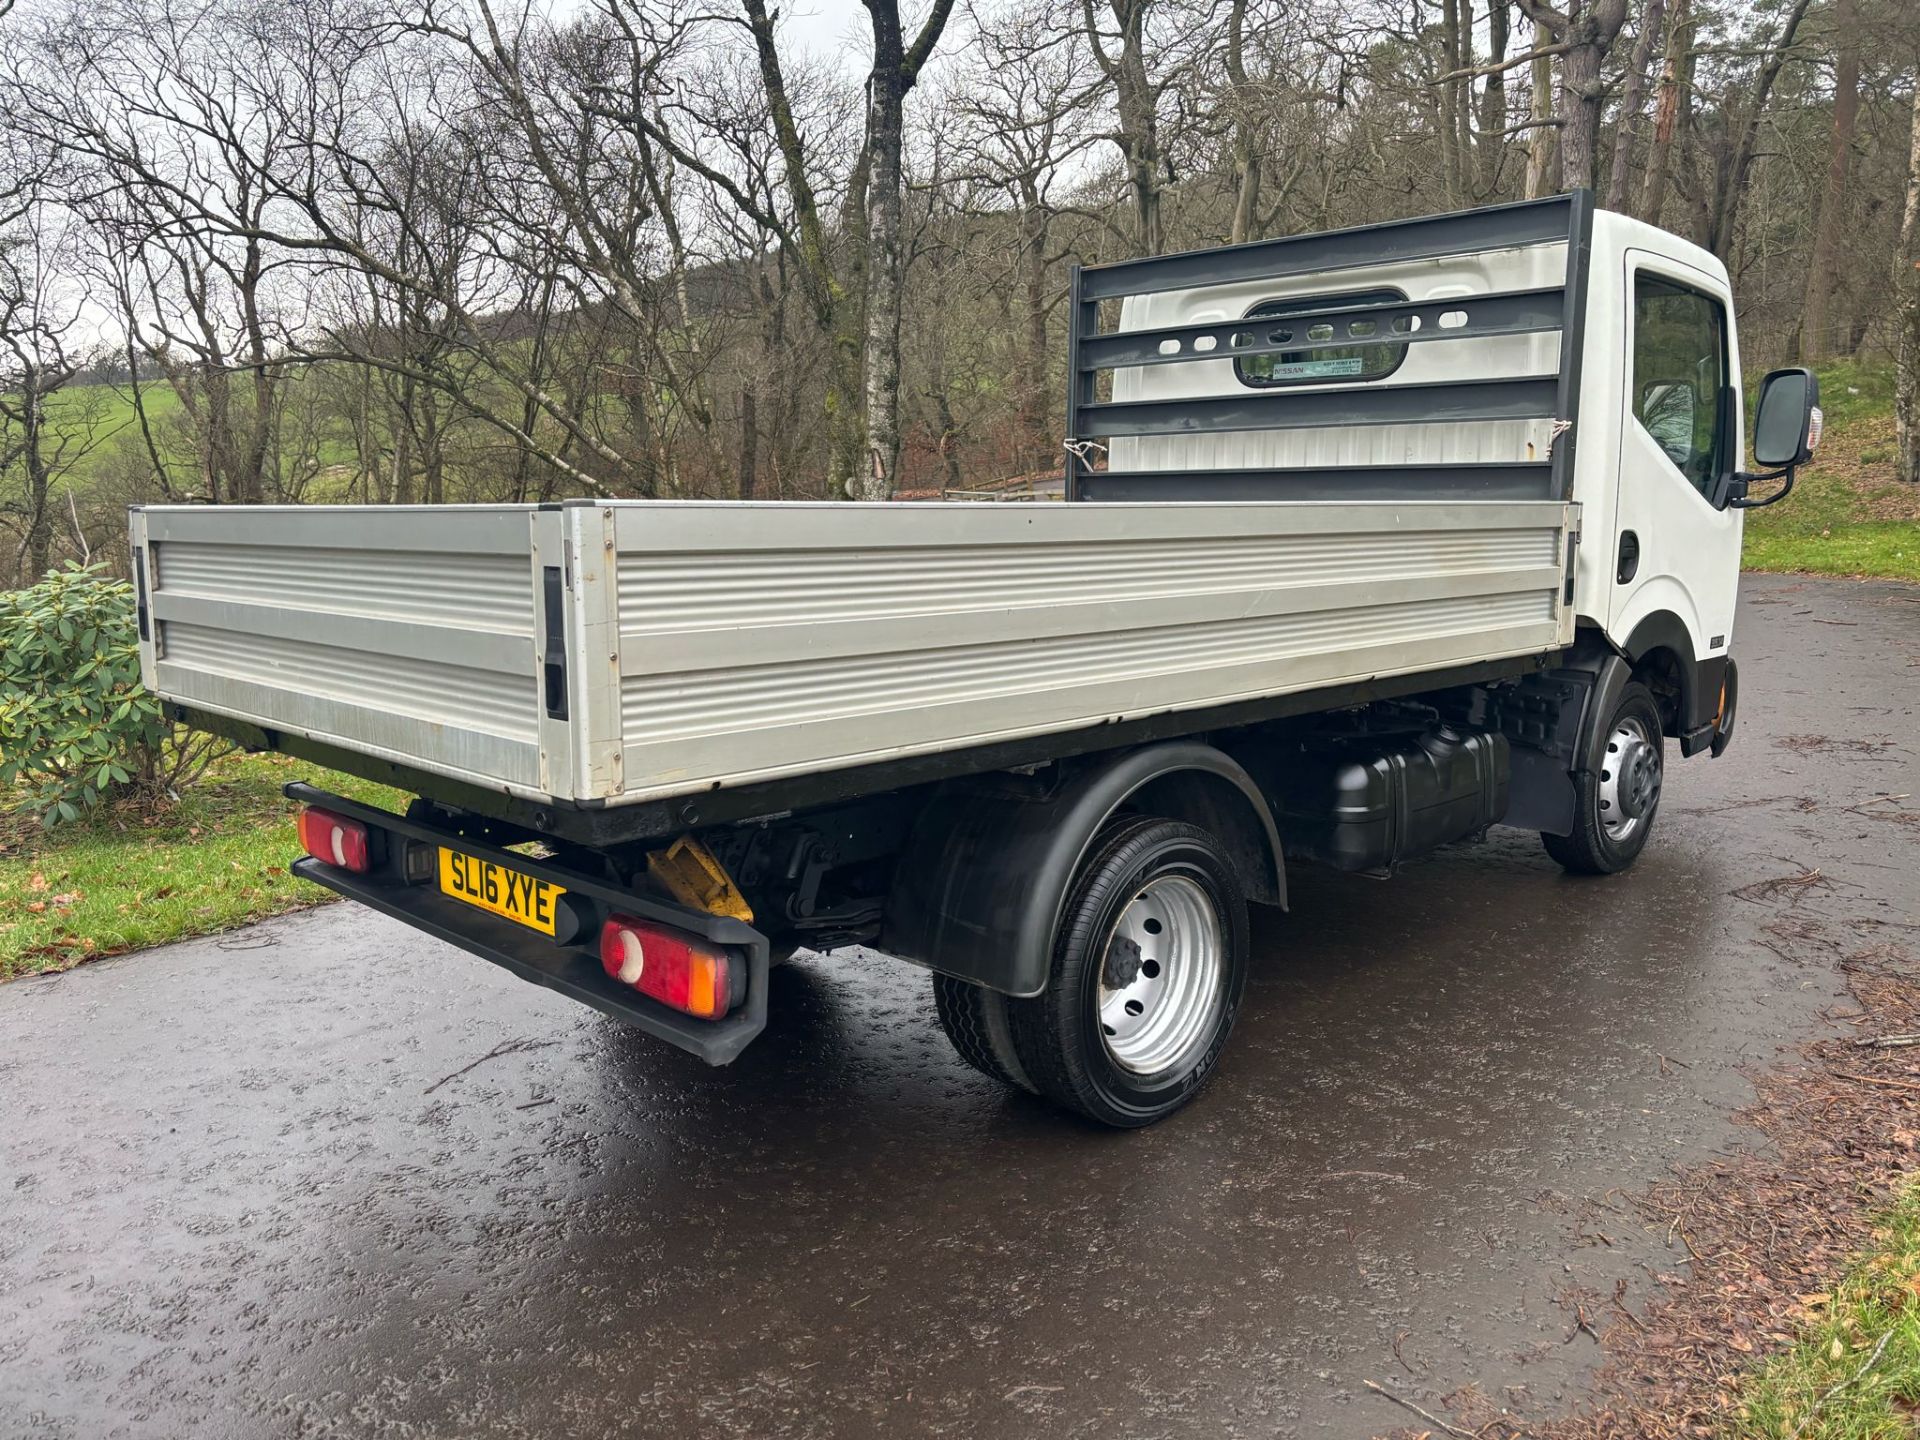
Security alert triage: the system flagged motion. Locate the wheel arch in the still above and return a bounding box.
[1618,610,1726,752]
[882,742,1284,998]
[1619,610,1697,739]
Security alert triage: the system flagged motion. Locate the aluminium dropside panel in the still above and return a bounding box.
[603,499,1580,808]
[132,504,555,801]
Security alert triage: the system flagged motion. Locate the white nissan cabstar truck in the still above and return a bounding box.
[133,193,1817,1126]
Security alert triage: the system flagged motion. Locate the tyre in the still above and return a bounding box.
[933,974,1035,1093]
[1008,816,1249,1128]
[1543,680,1666,876]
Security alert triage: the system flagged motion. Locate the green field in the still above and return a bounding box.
[39,371,368,506]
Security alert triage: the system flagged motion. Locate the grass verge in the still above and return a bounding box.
[1729,1184,1920,1437]
[1,750,400,982]
[1743,359,1920,583]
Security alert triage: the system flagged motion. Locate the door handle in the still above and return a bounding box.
[1617,530,1640,584]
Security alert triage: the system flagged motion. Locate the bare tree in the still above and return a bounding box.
[0,210,100,580]
[1800,0,1861,362]
[1603,0,1665,211]
[1634,0,1688,222]
[1897,63,1920,484]
[0,0,1906,540]
[950,0,1097,466]
[1699,0,1817,259]
[1514,0,1629,193]
[852,0,960,498]
[1082,0,1200,256]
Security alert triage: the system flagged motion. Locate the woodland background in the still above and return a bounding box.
[1,0,1919,587]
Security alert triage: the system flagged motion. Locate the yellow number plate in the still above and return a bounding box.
[438,849,566,936]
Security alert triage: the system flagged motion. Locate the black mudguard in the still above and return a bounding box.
[1501,644,1632,837]
[882,743,1284,998]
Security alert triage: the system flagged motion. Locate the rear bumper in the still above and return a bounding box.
[286,785,770,1065]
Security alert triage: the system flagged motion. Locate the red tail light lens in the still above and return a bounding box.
[297,806,371,874]
[600,915,742,1019]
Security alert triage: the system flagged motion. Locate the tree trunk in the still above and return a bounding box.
[1518,0,1625,194]
[1800,0,1859,363]
[739,0,861,495]
[1603,0,1666,211]
[849,0,956,499]
[422,394,444,506]
[22,370,51,580]
[1559,39,1600,190]
[390,379,415,506]
[1117,72,1162,253]
[1087,0,1163,257]
[1225,0,1259,244]
[1476,1,1511,195]
[238,233,272,505]
[852,7,909,501]
[1896,75,1920,485]
[1525,47,1557,198]
[737,384,758,500]
[1020,183,1052,470]
[1636,0,1688,222]
[1559,3,1628,192]
[1439,0,1466,205]
[934,385,963,491]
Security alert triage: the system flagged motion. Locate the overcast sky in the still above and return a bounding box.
[778,0,876,67]
[548,0,882,72]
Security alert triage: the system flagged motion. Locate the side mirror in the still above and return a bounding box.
[1727,367,1821,508]
[1752,367,1821,467]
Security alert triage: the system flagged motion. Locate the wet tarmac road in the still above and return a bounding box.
[5,574,1918,1439]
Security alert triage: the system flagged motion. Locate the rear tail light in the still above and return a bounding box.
[297,806,372,874]
[600,915,743,1019]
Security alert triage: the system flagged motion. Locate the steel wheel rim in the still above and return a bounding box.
[1097,874,1223,1076]
[1598,714,1662,841]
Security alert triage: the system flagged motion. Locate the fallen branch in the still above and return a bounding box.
[1785,1328,1895,1439]
[1828,1069,1920,1094]
[1362,1379,1476,1438]
[425,1037,559,1094]
[1732,868,1834,904]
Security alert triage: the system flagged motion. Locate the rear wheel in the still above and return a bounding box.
[1544,681,1665,875]
[1008,816,1249,1128]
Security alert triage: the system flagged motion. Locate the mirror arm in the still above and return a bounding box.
[1726,464,1795,509]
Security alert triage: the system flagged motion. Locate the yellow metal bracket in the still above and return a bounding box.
[647,835,754,922]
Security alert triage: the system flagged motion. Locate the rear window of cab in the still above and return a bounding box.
[1236,288,1412,388]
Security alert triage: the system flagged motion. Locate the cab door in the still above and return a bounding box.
[1607,251,1743,660]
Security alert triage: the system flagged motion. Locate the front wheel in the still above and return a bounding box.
[1008,816,1249,1128]
[1543,681,1665,875]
